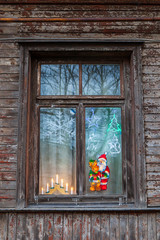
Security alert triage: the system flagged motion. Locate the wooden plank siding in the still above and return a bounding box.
[143,42,160,206]
[0,1,159,238]
[0,43,19,208]
[0,212,159,240]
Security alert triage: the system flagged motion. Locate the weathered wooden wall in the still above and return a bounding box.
[0,1,160,239]
[0,212,160,240]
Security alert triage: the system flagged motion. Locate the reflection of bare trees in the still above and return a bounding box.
[41,64,79,95]
[41,64,120,96]
[82,65,120,95]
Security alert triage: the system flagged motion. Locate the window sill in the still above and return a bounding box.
[0,207,159,213]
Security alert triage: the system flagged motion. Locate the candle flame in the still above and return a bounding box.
[56,174,59,184]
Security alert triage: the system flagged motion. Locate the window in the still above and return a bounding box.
[18,42,146,209]
[39,63,122,198]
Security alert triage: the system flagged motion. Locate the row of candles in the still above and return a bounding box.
[41,174,74,194]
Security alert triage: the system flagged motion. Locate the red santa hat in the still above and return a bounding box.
[98,154,107,161]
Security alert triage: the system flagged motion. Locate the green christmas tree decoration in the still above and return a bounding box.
[107,114,121,133]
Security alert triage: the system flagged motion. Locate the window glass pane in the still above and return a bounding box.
[85,107,122,195]
[39,108,76,195]
[82,64,120,95]
[41,64,79,95]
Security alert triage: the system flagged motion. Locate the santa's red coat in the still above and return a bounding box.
[99,166,110,190]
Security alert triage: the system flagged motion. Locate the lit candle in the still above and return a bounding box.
[71,187,73,195]
[41,187,44,194]
[65,183,68,192]
[60,179,64,188]
[46,183,49,193]
[51,178,54,188]
[56,174,59,184]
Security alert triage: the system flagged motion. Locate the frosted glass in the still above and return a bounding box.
[82,64,120,95]
[85,107,122,195]
[39,108,76,195]
[41,64,79,95]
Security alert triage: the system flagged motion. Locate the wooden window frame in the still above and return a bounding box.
[17,41,146,210]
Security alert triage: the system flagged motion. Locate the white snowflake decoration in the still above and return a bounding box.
[40,109,76,148]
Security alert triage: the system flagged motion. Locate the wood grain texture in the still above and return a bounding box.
[0,213,8,240]
[91,213,100,240]
[53,214,63,240]
[148,197,160,206]
[100,213,110,240]
[0,199,16,207]
[0,136,17,144]
[110,214,120,240]
[63,213,73,240]
[156,213,160,240]
[148,213,157,240]
[0,73,19,82]
[8,213,16,240]
[0,172,16,181]
[0,153,17,162]
[0,81,19,90]
[0,180,16,190]
[35,213,44,240]
[26,213,35,239]
[82,213,91,240]
[73,213,82,240]
[138,214,148,240]
[128,214,138,240]
[119,214,128,240]
[16,214,26,240]
[0,4,159,12]
[44,213,54,240]
[17,21,160,35]
[0,1,160,5]
[2,10,159,19]
[0,213,159,239]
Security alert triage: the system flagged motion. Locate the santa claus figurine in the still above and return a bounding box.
[97,153,110,190]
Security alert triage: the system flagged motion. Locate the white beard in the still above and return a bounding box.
[98,163,106,172]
